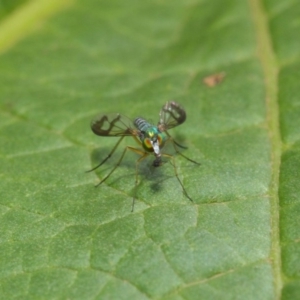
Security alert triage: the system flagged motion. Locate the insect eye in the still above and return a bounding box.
[157,135,162,145]
[144,138,152,148]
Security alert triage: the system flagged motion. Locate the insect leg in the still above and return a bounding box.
[172,140,188,149]
[172,142,200,165]
[164,131,188,149]
[86,136,125,172]
[162,153,193,202]
[164,131,200,165]
[131,150,149,212]
[95,143,133,186]
[94,144,148,211]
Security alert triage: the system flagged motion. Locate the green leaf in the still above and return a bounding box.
[0,0,298,299]
[0,0,29,18]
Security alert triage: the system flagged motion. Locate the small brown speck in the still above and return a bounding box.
[203,72,226,87]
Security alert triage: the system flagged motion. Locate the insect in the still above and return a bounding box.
[88,101,200,211]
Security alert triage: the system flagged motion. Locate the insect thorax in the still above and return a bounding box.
[134,117,166,152]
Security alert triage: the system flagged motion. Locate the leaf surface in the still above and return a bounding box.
[0,0,298,299]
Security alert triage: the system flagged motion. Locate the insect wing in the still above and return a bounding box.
[91,113,137,136]
[158,101,186,131]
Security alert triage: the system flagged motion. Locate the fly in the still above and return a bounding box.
[88,101,200,211]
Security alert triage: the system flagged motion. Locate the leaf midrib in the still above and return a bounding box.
[249,0,282,298]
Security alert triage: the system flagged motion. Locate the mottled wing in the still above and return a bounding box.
[157,101,186,132]
[91,113,138,136]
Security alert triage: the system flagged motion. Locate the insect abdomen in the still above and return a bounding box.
[134,117,151,132]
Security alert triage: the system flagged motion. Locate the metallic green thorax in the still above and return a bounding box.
[134,117,167,154]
